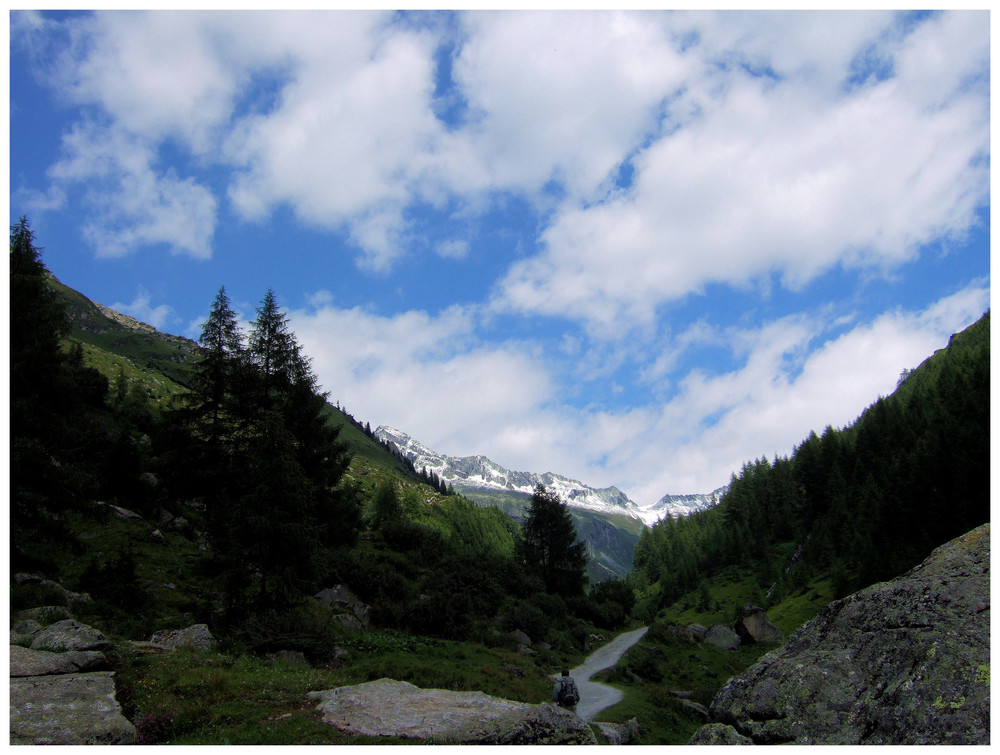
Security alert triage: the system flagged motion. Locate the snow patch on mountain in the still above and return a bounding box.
[376,426,723,527]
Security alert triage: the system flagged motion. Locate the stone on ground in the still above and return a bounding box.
[309,678,597,744]
[10,672,137,745]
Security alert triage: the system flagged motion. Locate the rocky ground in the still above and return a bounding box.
[690,523,991,745]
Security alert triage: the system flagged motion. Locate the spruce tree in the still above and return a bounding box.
[196,286,245,441]
[520,484,588,596]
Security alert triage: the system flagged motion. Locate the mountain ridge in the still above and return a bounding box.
[376,426,725,527]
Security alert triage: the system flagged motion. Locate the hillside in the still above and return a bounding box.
[45,274,650,582]
[11,219,990,745]
[630,310,990,621]
[375,426,648,580]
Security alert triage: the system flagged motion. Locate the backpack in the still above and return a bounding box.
[558,678,578,706]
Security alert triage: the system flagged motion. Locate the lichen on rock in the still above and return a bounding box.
[689,523,990,745]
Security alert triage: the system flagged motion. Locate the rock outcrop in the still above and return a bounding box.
[9,604,135,745]
[733,605,783,645]
[309,678,597,744]
[703,625,741,650]
[690,524,990,745]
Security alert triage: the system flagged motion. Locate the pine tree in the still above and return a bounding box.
[196,286,245,441]
[520,485,588,596]
[247,289,313,406]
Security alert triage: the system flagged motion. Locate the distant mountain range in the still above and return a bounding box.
[375,426,727,528]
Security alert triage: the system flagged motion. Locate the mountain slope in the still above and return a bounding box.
[376,427,645,521]
[375,427,655,580]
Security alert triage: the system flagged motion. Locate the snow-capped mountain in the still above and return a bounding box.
[376,426,646,522]
[646,488,730,521]
[375,426,723,527]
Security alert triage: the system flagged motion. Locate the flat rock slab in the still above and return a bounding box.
[10,671,137,745]
[29,619,110,653]
[10,645,107,677]
[309,678,596,744]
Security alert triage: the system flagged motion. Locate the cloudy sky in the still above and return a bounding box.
[10,9,990,505]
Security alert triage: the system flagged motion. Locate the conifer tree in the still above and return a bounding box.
[520,484,588,596]
[196,286,245,441]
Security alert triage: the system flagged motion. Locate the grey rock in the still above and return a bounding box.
[10,645,107,677]
[148,624,217,651]
[15,605,71,625]
[687,623,708,639]
[596,717,641,744]
[65,591,93,611]
[698,524,990,745]
[269,650,310,667]
[108,504,142,519]
[331,613,364,631]
[680,699,711,721]
[12,619,43,636]
[10,671,137,744]
[309,678,597,744]
[30,620,110,653]
[13,572,47,585]
[315,585,370,628]
[510,629,532,647]
[734,604,783,645]
[11,632,36,648]
[689,722,754,745]
[704,624,741,650]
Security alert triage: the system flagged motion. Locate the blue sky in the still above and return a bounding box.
[9,9,990,505]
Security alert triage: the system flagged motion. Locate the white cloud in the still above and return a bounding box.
[593,282,990,501]
[289,302,554,460]
[494,11,989,333]
[288,279,988,504]
[49,122,218,258]
[449,10,693,202]
[112,287,176,331]
[436,239,469,260]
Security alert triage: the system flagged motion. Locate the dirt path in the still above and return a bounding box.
[555,626,649,721]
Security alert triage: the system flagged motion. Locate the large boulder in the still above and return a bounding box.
[29,619,110,653]
[689,722,754,745]
[10,671,137,744]
[733,605,783,645]
[691,524,990,745]
[308,678,597,744]
[703,625,741,651]
[148,624,217,651]
[10,646,107,677]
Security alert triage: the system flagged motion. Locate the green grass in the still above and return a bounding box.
[766,577,836,637]
[111,630,560,745]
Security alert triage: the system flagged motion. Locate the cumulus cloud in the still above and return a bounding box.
[286,279,988,503]
[49,122,218,258]
[111,287,176,331]
[590,281,990,501]
[494,10,989,333]
[288,302,554,460]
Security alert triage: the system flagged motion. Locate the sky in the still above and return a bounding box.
[9,9,991,506]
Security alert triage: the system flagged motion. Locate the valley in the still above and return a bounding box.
[9,221,991,745]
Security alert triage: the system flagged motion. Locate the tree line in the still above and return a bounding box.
[10,218,630,654]
[633,310,990,616]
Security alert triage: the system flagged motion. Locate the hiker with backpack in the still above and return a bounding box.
[553,669,580,709]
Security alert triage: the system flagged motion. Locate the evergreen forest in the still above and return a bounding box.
[10,218,631,656]
[631,308,990,619]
